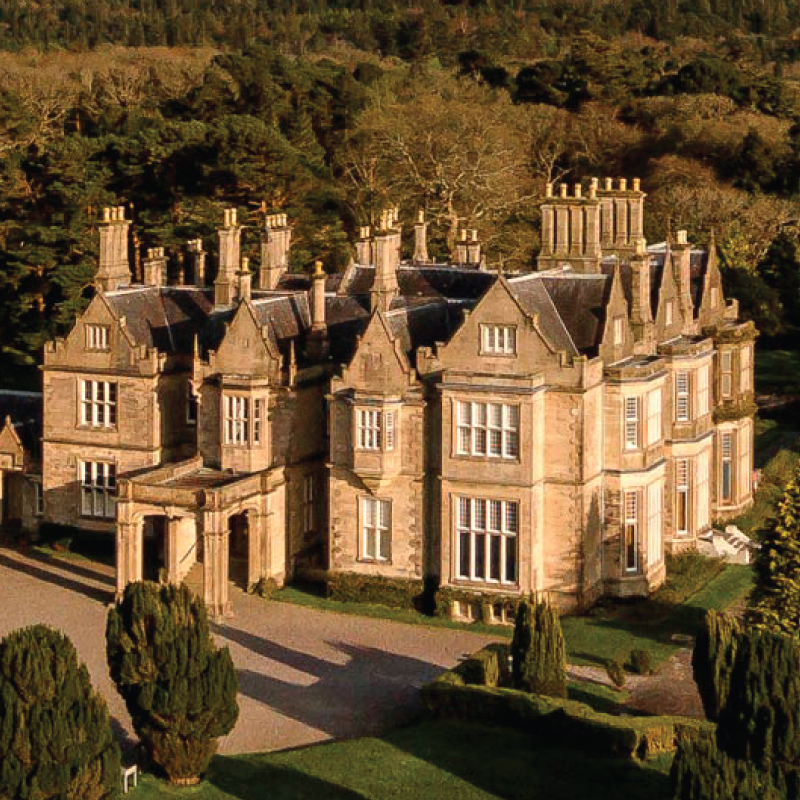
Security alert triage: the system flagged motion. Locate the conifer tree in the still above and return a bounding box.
[0,625,120,800]
[511,598,567,698]
[692,610,741,721]
[747,460,800,636]
[106,582,239,784]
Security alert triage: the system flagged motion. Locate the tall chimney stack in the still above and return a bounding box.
[259,212,292,290]
[370,210,400,312]
[413,211,429,264]
[356,226,373,265]
[215,208,241,306]
[143,246,167,287]
[96,205,131,292]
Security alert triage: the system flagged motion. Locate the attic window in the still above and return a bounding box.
[86,324,109,350]
[710,287,718,308]
[665,300,674,326]
[613,317,624,346]
[481,325,516,355]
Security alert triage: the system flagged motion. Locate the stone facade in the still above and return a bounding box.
[0,179,756,617]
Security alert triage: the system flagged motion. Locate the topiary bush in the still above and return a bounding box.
[605,659,627,689]
[511,599,567,698]
[629,648,653,676]
[0,625,120,800]
[106,581,239,784]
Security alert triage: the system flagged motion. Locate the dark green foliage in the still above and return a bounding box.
[629,649,653,675]
[106,582,238,783]
[325,573,425,610]
[511,599,567,698]
[448,644,511,689]
[747,460,800,635]
[0,625,120,800]
[691,610,741,721]
[251,576,279,599]
[605,659,627,689]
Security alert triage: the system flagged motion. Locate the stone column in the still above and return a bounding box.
[166,518,180,585]
[202,510,230,618]
[247,510,265,589]
[116,520,143,599]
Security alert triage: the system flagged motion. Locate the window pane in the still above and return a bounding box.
[475,533,486,578]
[505,537,517,582]
[474,499,485,531]
[459,530,471,578]
[490,536,501,581]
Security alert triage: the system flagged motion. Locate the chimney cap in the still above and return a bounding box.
[677,229,688,245]
[574,183,582,198]
[313,260,325,278]
[560,182,568,198]
[417,209,425,224]
[545,182,553,198]
[632,177,641,191]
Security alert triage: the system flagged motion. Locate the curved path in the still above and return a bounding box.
[0,546,498,755]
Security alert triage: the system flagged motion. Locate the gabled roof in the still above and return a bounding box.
[0,391,42,462]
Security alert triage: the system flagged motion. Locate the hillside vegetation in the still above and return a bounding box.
[1,1,800,370]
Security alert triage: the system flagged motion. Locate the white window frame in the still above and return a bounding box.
[697,364,710,417]
[624,491,639,572]
[253,398,263,446]
[80,461,116,519]
[481,324,517,355]
[224,395,250,445]
[721,432,734,504]
[361,497,391,562]
[647,482,662,568]
[80,380,117,428]
[646,389,662,447]
[456,401,519,459]
[86,324,109,350]
[456,496,518,584]
[675,371,690,422]
[676,459,690,536]
[624,397,639,450]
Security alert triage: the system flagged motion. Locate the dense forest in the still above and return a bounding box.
[1,0,800,372]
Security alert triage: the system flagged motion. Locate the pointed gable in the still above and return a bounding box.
[654,249,684,339]
[341,310,414,394]
[212,300,281,379]
[598,264,633,363]
[0,416,25,470]
[697,240,726,328]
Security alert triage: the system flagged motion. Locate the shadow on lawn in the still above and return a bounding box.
[207,754,365,800]
[214,624,442,738]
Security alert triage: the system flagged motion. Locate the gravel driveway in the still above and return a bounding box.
[0,546,497,755]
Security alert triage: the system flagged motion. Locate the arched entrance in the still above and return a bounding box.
[228,511,249,590]
[142,515,168,582]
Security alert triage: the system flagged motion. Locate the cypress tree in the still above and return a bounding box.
[692,610,741,721]
[747,460,800,636]
[106,582,239,784]
[0,625,120,800]
[511,598,567,698]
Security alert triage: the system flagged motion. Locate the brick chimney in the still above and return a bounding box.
[413,211,429,264]
[260,213,292,290]
[96,206,131,292]
[215,208,241,306]
[143,247,167,287]
[370,210,400,312]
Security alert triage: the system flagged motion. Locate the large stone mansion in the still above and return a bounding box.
[0,178,756,618]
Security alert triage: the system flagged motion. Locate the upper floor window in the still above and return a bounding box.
[697,364,710,417]
[675,372,690,422]
[225,396,249,445]
[624,397,639,450]
[81,461,116,518]
[646,389,661,447]
[456,496,517,584]
[721,351,733,398]
[80,380,117,427]
[481,325,516,355]
[86,324,109,350]
[356,408,395,451]
[456,401,519,459]
[361,496,391,562]
[740,346,752,393]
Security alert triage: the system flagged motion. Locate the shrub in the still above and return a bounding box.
[606,659,627,689]
[691,610,741,721]
[325,573,425,610]
[251,576,278,599]
[452,643,511,688]
[629,648,653,675]
[511,599,567,698]
[0,625,120,800]
[106,582,239,784]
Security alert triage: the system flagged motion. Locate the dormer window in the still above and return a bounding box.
[665,300,674,326]
[710,287,719,308]
[86,324,109,350]
[481,325,516,355]
[613,316,624,346]
[224,395,264,446]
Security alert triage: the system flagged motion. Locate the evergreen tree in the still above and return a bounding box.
[692,610,741,721]
[0,625,120,800]
[511,599,567,698]
[106,582,239,784]
[747,460,800,636]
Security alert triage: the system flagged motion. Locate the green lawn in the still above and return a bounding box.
[130,720,672,800]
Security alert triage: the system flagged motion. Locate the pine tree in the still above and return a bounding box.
[0,625,120,800]
[106,582,239,784]
[511,599,567,698]
[747,460,800,636]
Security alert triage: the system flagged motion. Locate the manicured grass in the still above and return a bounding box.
[130,720,672,800]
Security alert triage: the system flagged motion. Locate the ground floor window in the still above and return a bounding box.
[456,496,518,584]
[80,461,116,518]
[361,497,391,562]
[676,459,690,536]
[721,432,734,504]
[624,491,638,572]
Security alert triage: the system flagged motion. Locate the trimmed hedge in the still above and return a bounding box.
[325,573,427,610]
[423,646,712,761]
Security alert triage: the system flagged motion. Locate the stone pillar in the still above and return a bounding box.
[202,511,230,618]
[541,205,555,255]
[116,520,143,599]
[247,510,264,589]
[413,212,429,264]
[166,518,180,585]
